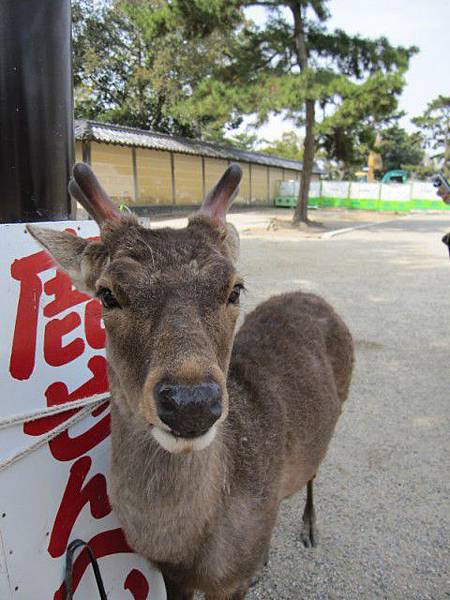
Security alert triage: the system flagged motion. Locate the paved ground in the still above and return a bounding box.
[154,210,449,599]
[147,206,399,237]
[236,213,449,600]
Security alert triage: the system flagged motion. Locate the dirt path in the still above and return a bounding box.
[238,214,450,600]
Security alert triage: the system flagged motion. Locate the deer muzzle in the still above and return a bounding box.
[154,380,223,439]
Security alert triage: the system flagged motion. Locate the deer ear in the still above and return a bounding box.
[27,225,107,294]
[223,223,240,264]
[198,163,242,225]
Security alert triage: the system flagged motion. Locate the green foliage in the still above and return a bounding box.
[195,3,417,111]
[73,0,418,197]
[308,29,413,78]
[72,0,238,136]
[316,72,407,175]
[259,132,304,161]
[412,95,450,175]
[377,124,424,174]
[319,124,375,178]
[402,162,436,180]
[173,0,242,37]
[182,0,417,203]
[224,131,259,151]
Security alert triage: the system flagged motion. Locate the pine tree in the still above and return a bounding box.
[412,96,450,176]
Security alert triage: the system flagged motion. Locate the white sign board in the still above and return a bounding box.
[411,181,437,200]
[0,222,165,600]
[350,182,379,200]
[309,181,321,199]
[279,180,299,197]
[321,181,350,198]
[380,183,411,201]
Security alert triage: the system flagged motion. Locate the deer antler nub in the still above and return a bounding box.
[69,162,122,225]
[198,163,242,225]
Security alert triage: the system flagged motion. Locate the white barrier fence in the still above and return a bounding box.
[321,181,350,199]
[279,180,438,201]
[350,183,379,200]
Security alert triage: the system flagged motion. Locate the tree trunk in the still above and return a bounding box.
[293,98,315,223]
[290,0,315,224]
[445,113,450,173]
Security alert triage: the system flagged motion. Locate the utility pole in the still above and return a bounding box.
[0,0,74,222]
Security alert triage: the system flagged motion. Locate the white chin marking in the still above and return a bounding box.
[151,426,217,454]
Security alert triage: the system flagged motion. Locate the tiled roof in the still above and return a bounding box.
[74,120,322,174]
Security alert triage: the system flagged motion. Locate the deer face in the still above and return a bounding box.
[28,163,242,453]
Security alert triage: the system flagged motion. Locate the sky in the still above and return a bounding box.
[239,0,450,143]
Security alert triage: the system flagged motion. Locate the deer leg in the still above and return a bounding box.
[230,585,251,600]
[163,575,194,600]
[249,545,270,588]
[205,582,251,600]
[300,478,318,548]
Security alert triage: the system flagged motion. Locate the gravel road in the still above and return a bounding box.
[235,214,450,600]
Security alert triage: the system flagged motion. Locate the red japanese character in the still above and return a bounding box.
[125,569,150,600]
[24,355,108,438]
[44,270,89,318]
[44,311,85,366]
[10,234,101,380]
[48,456,111,558]
[49,409,110,462]
[10,249,52,380]
[53,528,136,600]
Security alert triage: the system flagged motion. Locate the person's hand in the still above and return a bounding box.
[437,187,450,204]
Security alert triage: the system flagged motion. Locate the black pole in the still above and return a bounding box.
[0,0,74,223]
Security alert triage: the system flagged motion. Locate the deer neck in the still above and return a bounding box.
[109,394,228,561]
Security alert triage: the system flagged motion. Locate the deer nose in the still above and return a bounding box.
[154,381,222,438]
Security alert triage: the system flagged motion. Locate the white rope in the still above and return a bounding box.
[0,393,111,472]
[0,392,111,430]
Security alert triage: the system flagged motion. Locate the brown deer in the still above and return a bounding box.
[28,162,354,600]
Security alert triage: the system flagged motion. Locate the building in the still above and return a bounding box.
[74,120,321,207]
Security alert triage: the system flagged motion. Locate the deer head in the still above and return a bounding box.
[28,162,243,453]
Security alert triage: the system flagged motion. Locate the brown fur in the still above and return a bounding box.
[28,167,354,600]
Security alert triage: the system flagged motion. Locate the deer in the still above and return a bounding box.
[28,162,354,600]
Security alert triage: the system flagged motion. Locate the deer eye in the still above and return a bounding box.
[228,284,244,305]
[97,287,121,309]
